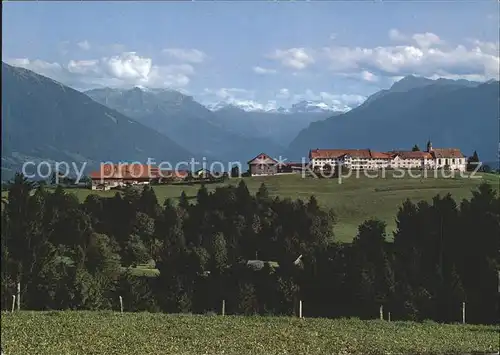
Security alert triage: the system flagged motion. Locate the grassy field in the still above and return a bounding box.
[2,172,498,242]
[1,311,498,355]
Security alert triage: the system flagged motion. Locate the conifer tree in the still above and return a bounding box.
[466,150,480,171]
[211,232,228,273]
[138,185,160,219]
[196,184,210,206]
[5,174,35,290]
[256,183,269,201]
[178,191,190,211]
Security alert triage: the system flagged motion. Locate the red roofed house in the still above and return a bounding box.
[309,149,379,171]
[89,163,189,190]
[427,141,466,170]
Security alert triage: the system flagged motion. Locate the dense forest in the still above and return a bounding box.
[1,174,499,324]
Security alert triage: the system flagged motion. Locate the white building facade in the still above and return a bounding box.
[309,142,466,172]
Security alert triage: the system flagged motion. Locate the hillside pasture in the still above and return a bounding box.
[14,172,495,242]
[2,172,498,242]
[1,311,498,355]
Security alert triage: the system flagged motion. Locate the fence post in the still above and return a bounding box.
[11,295,15,313]
[119,296,123,313]
[222,300,225,316]
[379,305,383,320]
[388,312,391,322]
[299,300,303,319]
[462,302,466,324]
[16,282,20,311]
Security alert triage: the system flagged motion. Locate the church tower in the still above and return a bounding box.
[426,139,433,152]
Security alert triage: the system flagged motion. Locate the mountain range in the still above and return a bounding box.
[1,62,195,180]
[85,88,337,159]
[287,76,499,163]
[2,62,498,181]
[84,88,285,162]
[206,99,344,114]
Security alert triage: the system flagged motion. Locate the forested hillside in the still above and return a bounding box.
[2,174,498,324]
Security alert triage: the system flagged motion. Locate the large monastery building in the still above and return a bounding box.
[309,141,466,172]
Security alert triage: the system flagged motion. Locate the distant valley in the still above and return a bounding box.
[208,104,337,147]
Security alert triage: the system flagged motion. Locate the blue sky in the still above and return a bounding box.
[3,1,499,110]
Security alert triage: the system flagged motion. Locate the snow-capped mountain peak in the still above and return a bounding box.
[207,100,280,113]
[206,99,340,113]
[289,100,337,113]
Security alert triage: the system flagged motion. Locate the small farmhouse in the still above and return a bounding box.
[247,153,305,176]
[89,163,189,190]
[89,164,152,190]
[248,153,279,176]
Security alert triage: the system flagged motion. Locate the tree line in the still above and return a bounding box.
[1,173,499,324]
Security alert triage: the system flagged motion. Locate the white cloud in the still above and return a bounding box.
[257,30,497,82]
[6,52,195,90]
[321,32,499,81]
[340,70,379,82]
[412,32,443,49]
[7,58,32,67]
[274,30,492,80]
[466,38,499,55]
[427,73,488,82]
[361,70,379,82]
[162,48,207,63]
[268,48,315,70]
[77,40,91,51]
[253,66,277,75]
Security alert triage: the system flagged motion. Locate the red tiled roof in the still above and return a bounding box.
[391,151,433,159]
[310,149,373,159]
[89,164,188,180]
[370,152,393,159]
[309,147,464,160]
[431,148,464,159]
[310,149,363,159]
[248,153,278,165]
